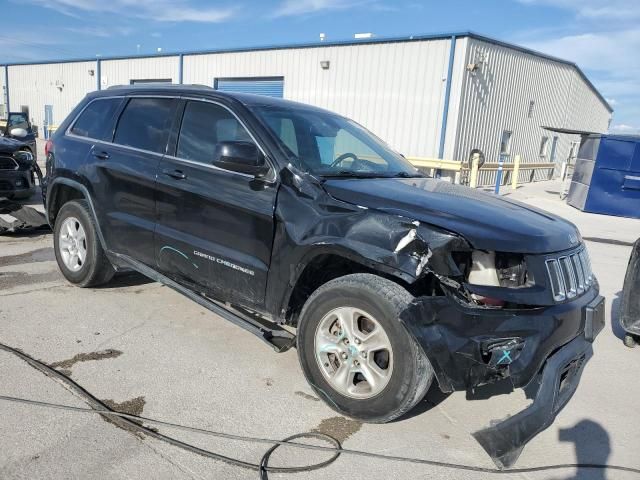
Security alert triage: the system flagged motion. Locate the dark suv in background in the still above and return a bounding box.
[44,85,604,468]
[0,113,38,199]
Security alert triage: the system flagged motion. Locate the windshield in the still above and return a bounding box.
[253,105,422,178]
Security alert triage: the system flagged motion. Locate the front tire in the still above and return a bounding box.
[297,273,433,423]
[623,333,638,348]
[54,200,114,287]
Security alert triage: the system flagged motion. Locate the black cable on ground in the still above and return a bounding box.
[2,342,640,478]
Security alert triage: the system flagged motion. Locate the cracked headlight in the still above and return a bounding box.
[468,251,528,288]
[467,251,529,306]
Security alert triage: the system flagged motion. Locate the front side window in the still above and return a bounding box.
[71,98,122,140]
[114,97,174,154]
[177,101,254,164]
[253,106,420,178]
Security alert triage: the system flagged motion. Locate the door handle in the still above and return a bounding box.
[92,150,110,160]
[163,169,187,180]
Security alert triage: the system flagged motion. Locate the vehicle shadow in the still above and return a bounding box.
[92,271,155,289]
[465,377,514,400]
[610,290,625,341]
[551,419,611,480]
[392,382,450,422]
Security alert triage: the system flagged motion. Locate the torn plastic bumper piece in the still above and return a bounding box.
[400,290,604,469]
[473,302,603,470]
[0,199,48,234]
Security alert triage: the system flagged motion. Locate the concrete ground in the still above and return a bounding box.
[1,173,639,480]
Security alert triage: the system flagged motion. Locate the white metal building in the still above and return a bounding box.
[1,32,612,184]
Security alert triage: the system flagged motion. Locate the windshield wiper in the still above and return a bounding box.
[318,171,392,179]
[391,171,426,178]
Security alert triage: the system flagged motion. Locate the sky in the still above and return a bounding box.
[1,0,638,133]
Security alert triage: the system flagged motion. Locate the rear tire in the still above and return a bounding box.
[297,273,433,423]
[54,200,114,287]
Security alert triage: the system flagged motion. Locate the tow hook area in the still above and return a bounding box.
[472,334,593,469]
[482,338,524,368]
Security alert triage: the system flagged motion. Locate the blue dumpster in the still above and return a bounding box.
[567,134,640,219]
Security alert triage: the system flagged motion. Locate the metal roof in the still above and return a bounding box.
[97,84,340,114]
[0,31,612,113]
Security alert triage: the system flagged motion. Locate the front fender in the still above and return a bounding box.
[265,174,471,319]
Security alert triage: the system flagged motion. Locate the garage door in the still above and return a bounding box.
[214,77,284,98]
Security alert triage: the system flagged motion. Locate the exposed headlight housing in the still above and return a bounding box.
[467,251,529,306]
[468,251,528,288]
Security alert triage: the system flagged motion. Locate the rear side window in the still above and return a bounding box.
[114,97,174,154]
[70,98,122,140]
[177,101,254,164]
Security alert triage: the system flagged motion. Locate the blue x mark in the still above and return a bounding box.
[497,350,513,365]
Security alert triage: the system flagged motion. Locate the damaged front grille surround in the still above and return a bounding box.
[546,248,594,302]
[0,156,19,171]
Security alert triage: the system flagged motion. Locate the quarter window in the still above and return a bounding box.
[177,101,254,164]
[114,97,174,154]
[71,98,122,140]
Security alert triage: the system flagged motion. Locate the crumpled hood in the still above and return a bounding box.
[323,177,581,254]
[0,136,25,153]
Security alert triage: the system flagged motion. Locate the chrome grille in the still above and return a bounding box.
[546,248,594,302]
[0,156,18,170]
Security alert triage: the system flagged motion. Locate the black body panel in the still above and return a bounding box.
[323,177,581,254]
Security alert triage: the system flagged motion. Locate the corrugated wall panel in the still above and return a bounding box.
[454,38,611,185]
[443,37,468,160]
[100,56,180,88]
[0,66,6,117]
[183,39,451,158]
[7,61,96,130]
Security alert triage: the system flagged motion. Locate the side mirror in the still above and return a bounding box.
[10,127,28,138]
[213,141,269,177]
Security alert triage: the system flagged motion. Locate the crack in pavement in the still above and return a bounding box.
[49,349,123,376]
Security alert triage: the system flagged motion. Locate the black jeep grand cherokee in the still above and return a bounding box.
[44,85,604,467]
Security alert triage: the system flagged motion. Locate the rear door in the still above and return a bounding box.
[94,95,178,266]
[155,98,277,307]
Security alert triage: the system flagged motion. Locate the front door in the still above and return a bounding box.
[155,99,277,307]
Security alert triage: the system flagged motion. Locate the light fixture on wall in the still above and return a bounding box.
[55,80,64,92]
[88,69,95,76]
[320,60,330,70]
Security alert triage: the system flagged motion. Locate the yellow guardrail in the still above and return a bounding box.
[406,154,555,190]
[405,157,463,172]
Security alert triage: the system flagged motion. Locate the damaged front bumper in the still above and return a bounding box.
[400,288,605,468]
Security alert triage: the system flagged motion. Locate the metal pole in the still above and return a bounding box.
[4,65,10,114]
[178,54,184,84]
[511,154,521,190]
[469,153,480,188]
[494,154,505,194]
[96,59,101,91]
[436,35,457,178]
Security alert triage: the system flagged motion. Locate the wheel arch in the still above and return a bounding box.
[46,178,107,250]
[283,248,414,326]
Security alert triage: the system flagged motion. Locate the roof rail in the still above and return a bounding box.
[106,83,214,90]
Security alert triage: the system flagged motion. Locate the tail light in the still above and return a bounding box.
[45,139,53,157]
